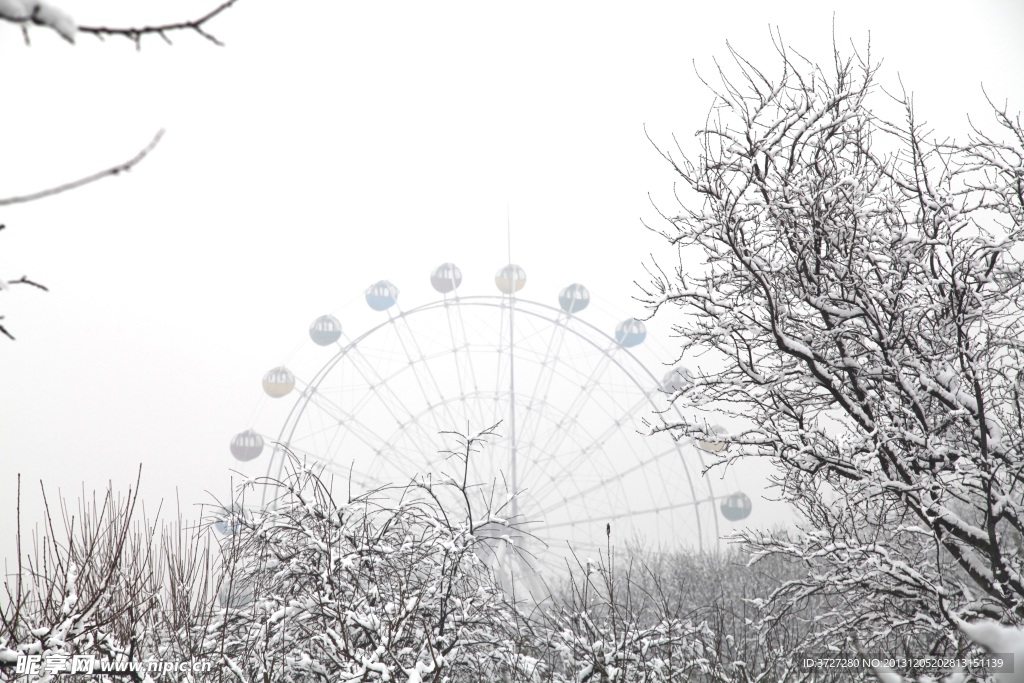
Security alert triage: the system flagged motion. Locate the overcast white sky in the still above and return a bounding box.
[1,0,1023,560]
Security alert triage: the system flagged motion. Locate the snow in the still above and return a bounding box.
[957,619,1024,655]
[0,0,77,41]
[956,620,1024,683]
[31,1,75,40]
[0,0,30,18]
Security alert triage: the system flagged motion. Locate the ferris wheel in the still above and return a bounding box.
[229,263,752,572]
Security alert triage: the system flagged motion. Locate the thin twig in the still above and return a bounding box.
[78,0,242,48]
[6,276,49,292]
[0,130,164,207]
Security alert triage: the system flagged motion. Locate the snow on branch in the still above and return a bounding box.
[0,0,75,42]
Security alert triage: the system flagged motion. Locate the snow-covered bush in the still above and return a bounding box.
[537,546,730,683]
[13,454,998,682]
[0,471,176,681]
[642,36,1024,670]
[532,542,863,683]
[0,428,543,682]
[197,426,543,683]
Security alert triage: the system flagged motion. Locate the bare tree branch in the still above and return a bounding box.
[78,0,242,48]
[0,130,164,207]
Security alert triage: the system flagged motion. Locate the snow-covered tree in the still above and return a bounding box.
[641,36,1023,671]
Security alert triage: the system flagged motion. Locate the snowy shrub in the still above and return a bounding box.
[530,542,865,683]
[10,455,1010,682]
[537,546,730,683]
[197,426,544,683]
[0,471,179,681]
[0,428,544,683]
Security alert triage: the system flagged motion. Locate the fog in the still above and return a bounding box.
[2,0,1022,567]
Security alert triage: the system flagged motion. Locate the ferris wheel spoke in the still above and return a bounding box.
[493,298,511,420]
[529,495,716,533]
[519,383,714,553]
[527,442,684,516]
[357,393,504,481]
[292,392,412,467]
[524,392,656,502]
[343,342,417,419]
[298,380,393,445]
[515,314,573,456]
[530,348,618,471]
[384,312,461,439]
[447,299,502,436]
[441,301,470,406]
[344,343,447,450]
[392,311,463,431]
[451,299,481,396]
[442,302,485,435]
[457,298,522,436]
[298,384,368,431]
[276,442,392,492]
